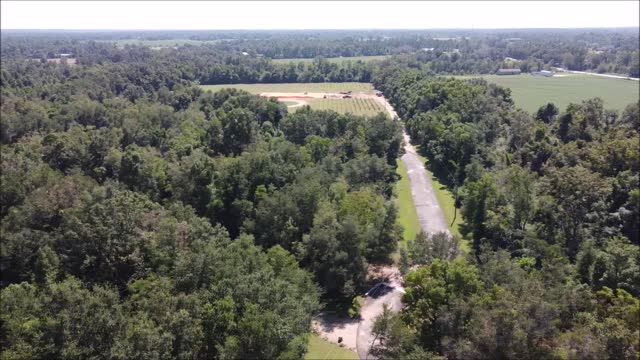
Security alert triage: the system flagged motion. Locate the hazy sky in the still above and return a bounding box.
[2,1,639,30]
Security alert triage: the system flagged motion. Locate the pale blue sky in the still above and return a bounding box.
[2,1,639,30]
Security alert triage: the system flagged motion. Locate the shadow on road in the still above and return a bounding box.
[365,283,394,299]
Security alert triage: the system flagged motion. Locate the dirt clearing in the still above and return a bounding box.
[312,313,359,352]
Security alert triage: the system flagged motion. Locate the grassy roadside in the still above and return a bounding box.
[305,335,358,360]
[395,159,421,248]
[413,152,470,253]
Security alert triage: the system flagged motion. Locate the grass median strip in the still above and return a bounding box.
[395,159,421,247]
[414,153,470,253]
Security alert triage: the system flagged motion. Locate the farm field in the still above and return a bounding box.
[454,73,639,113]
[201,82,374,94]
[304,98,386,117]
[271,55,390,64]
[305,335,358,360]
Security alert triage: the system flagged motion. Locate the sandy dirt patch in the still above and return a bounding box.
[312,313,360,352]
[261,92,329,99]
[261,91,374,99]
[357,265,405,359]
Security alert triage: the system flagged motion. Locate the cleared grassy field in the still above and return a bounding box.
[304,98,386,117]
[305,335,358,360]
[395,159,421,246]
[272,55,390,64]
[454,74,639,113]
[201,82,374,94]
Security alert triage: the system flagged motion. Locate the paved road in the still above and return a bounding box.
[356,280,404,359]
[400,132,450,235]
[355,95,449,359]
[554,68,639,81]
[377,94,449,235]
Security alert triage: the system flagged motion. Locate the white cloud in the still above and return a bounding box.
[1,1,638,30]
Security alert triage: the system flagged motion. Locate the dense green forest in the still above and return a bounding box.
[1,29,639,359]
[1,40,403,356]
[2,28,639,79]
[371,63,639,359]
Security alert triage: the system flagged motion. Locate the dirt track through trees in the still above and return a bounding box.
[272,90,450,359]
[355,94,449,359]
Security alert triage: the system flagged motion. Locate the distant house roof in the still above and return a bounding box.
[422,48,435,52]
[241,52,249,56]
[44,58,78,66]
[59,53,72,57]
[532,70,554,77]
[496,68,522,75]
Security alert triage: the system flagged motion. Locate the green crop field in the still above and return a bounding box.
[201,82,374,94]
[271,55,390,64]
[305,335,358,360]
[454,74,639,113]
[304,98,386,117]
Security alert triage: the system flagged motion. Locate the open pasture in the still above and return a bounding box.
[454,73,638,113]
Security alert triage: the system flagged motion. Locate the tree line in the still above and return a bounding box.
[2,28,638,80]
[1,52,403,357]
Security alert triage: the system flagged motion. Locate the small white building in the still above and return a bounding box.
[531,70,554,77]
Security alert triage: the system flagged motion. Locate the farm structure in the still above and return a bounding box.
[532,70,554,77]
[496,68,522,75]
[30,57,78,65]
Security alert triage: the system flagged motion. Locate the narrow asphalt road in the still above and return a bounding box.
[356,95,449,359]
[400,132,450,235]
[356,278,404,360]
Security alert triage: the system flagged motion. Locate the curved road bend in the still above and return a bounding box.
[356,96,449,359]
